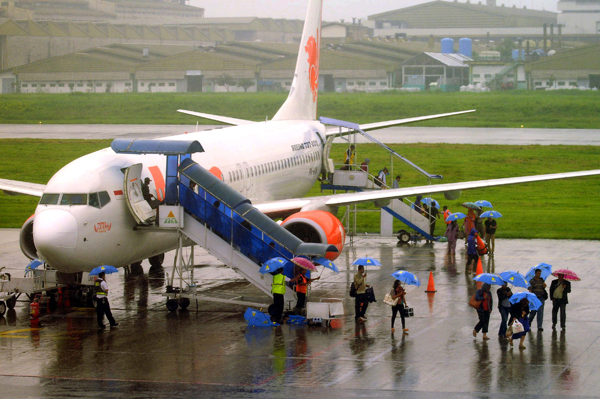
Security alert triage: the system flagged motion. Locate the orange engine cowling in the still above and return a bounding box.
[281,210,345,260]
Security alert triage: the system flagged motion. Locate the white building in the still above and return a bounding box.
[558,0,600,34]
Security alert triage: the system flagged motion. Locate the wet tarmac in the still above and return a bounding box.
[1,124,599,145]
[0,229,598,398]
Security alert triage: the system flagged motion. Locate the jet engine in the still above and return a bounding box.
[281,210,345,260]
[20,215,37,260]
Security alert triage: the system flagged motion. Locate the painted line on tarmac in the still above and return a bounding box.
[325,317,446,387]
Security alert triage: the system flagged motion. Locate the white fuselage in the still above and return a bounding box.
[33,120,326,272]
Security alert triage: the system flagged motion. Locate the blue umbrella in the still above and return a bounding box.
[472,273,505,286]
[352,257,382,267]
[391,270,421,287]
[89,265,119,276]
[525,263,552,282]
[25,259,43,272]
[480,210,503,219]
[498,270,529,288]
[509,291,543,311]
[445,212,466,222]
[313,257,339,273]
[421,198,440,209]
[259,257,288,275]
[475,200,493,208]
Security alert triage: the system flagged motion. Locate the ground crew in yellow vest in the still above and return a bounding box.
[271,269,286,323]
[95,271,118,330]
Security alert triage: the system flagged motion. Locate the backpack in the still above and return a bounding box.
[349,282,357,297]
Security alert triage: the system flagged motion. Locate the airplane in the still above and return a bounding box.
[1,0,600,277]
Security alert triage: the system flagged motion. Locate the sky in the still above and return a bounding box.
[191,0,560,21]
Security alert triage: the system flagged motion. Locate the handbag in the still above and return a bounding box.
[512,320,525,334]
[506,325,513,338]
[366,287,376,303]
[457,230,465,239]
[468,294,482,309]
[403,305,414,317]
[383,292,398,306]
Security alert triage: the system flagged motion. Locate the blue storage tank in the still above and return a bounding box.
[441,38,454,54]
[459,38,472,58]
[512,49,524,60]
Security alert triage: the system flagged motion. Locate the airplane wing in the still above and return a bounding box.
[177,110,256,126]
[0,179,45,197]
[255,169,600,216]
[325,110,476,136]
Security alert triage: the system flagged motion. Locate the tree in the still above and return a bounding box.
[216,74,236,92]
[237,78,255,92]
[498,38,516,59]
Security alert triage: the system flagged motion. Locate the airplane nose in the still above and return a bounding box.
[33,209,79,267]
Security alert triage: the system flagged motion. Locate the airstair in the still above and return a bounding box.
[111,139,337,312]
[318,117,440,242]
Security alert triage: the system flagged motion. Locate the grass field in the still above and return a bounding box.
[1,140,599,239]
[0,90,599,128]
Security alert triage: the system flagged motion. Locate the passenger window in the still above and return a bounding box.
[40,193,60,205]
[89,193,100,209]
[99,191,111,207]
[60,193,87,205]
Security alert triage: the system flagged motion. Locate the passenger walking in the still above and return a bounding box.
[375,167,389,188]
[354,265,369,323]
[392,175,401,189]
[341,145,355,170]
[473,283,492,340]
[360,158,370,172]
[95,271,118,330]
[550,273,571,330]
[466,228,479,273]
[528,269,548,331]
[445,220,459,256]
[484,217,497,255]
[496,282,513,338]
[475,209,485,240]
[390,280,409,334]
[510,308,530,349]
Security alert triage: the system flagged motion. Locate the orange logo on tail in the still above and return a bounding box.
[305,31,319,103]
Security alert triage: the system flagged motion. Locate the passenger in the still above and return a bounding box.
[390,280,409,334]
[496,281,513,338]
[270,269,286,324]
[510,307,530,349]
[528,269,548,331]
[360,158,370,173]
[445,220,459,257]
[550,272,571,330]
[463,208,476,237]
[95,271,118,330]
[290,268,320,314]
[354,265,369,323]
[428,202,439,239]
[473,283,492,340]
[412,195,423,214]
[484,216,497,255]
[341,144,355,170]
[375,167,389,188]
[475,209,485,240]
[466,228,479,273]
[392,175,401,189]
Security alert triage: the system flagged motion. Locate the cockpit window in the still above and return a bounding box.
[99,191,111,207]
[40,194,60,205]
[89,193,100,209]
[60,193,87,206]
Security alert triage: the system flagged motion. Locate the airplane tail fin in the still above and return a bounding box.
[272,0,322,122]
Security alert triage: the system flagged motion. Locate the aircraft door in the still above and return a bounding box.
[123,163,156,225]
[243,162,252,192]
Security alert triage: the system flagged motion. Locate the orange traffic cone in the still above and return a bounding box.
[425,271,437,293]
[475,258,483,276]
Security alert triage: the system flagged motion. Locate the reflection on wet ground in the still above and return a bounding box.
[0,234,599,398]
